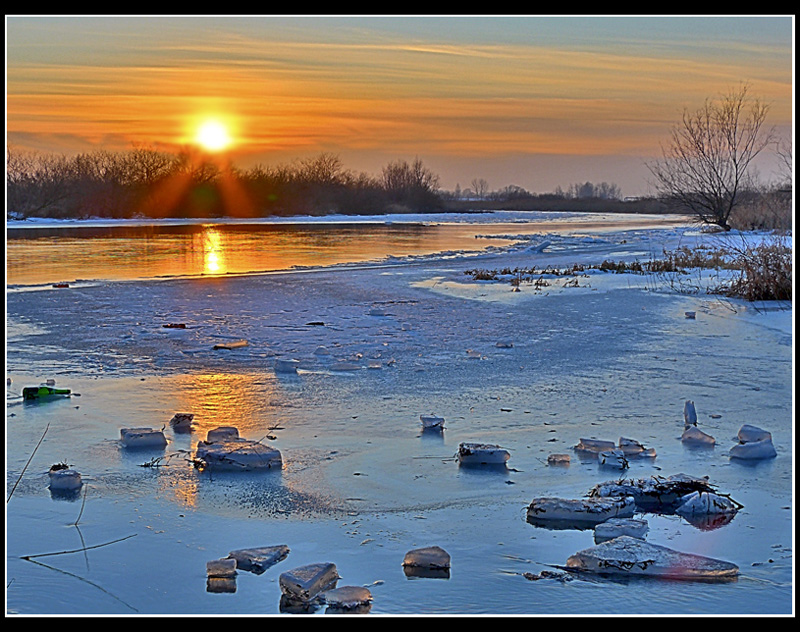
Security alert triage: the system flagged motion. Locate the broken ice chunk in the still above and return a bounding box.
[205,426,239,443]
[403,546,451,569]
[207,558,237,578]
[227,545,290,575]
[588,474,718,512]
[48,463,82,491]
[736,424,772,444]
[274,358,300,374]
[729,438,777,460]
[402,546,451,578]
[279,563,339,603]
[574,438,616,454]
[598,449,629,469]
[213,339,248,350]
[618,437,656,457]
[684,400,698,427]
[729,424,776,460]
[547,453,571,466]
[420,414,445,429]
[119,427,167,449]
[457,442,510,466]
[681,426,715,446]
[675,491,740,516]
[170,413,194,432]
[195,438,282,471]
[527,496,636,527]
[566,535,739,580]
[320,586,373,612]
[593,517,648,543]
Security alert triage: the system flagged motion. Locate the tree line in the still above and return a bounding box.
[4,143,667,221]
[6,149,444,220]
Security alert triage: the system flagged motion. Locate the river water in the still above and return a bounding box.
[6,212,689,287]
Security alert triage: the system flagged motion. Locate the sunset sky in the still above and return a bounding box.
[5,15,794,197]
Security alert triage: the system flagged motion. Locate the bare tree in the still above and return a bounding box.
[382,158,439,199]
[6,146,75,217]
[775,137,792,188]
[296,152,347,185]
[471,178,489,199]
[647,84,774,231]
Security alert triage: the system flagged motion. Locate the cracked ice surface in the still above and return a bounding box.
[5,214,793,615]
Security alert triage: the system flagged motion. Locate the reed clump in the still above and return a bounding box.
[466,236,792,302]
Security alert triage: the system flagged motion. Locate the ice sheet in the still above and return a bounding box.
[5,214,793,615]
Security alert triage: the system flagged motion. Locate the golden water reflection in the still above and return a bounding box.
[199,226,226,275]
[6,221,511,285]
[171,371,283,441]
[7,215,693,286]
[157,371,287,508]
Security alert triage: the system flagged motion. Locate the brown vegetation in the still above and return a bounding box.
[466,237,792,302]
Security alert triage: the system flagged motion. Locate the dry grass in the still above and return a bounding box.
[465,236,792,302]
[729,189,793,232]
[723,237,792,301]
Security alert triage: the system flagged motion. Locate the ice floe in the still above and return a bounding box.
[169,412,194,433]
[227,545,290,574]
[420,414,445,429]
[279,562,340,603]
[527,496,636,528]
[593,517,649,543]
[566,535,739,580]
[206,557,237,578]
[402,546,451,578]
[194,426,282,471]
[457,442,510,466]
[588,474,722,512]
[195,437,282,471]
[320,585,373,613]
[119,427,167,449]
[48,463,83,491]
[729,424,777,460]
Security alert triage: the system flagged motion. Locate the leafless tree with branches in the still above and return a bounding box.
[647,84,775,231]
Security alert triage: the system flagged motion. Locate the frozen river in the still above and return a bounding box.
[5,212,793,616]
[6,211,689,286]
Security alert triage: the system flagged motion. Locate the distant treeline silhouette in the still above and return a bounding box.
[7,147,448,219]
[7,145,669,220]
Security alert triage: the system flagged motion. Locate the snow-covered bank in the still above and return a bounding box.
[5,217,793,616]
[6,209,655,229]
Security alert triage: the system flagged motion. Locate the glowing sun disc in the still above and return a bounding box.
[196,120,232,152]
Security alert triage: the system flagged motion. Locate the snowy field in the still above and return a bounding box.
[5,212,794,616]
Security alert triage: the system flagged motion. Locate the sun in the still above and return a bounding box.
[195,119,233,152]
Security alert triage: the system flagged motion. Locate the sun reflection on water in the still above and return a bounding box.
[200,226,227,275]
[154,371,288,507]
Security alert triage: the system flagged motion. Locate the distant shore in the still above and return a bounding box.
[440,196,669,215]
